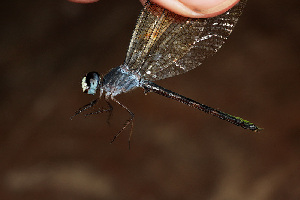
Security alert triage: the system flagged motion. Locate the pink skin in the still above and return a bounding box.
[68,0,239,18]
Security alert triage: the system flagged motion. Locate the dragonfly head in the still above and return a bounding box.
[81,72,101,95]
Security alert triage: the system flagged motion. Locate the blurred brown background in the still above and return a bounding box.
[1,0,299,199]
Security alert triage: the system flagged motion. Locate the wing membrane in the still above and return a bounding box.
[124,0,247,81]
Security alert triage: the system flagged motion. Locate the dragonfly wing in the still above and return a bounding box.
[124,0,247,81]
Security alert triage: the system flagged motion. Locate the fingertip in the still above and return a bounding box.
[141,0,240,18]
[190,0,240,17]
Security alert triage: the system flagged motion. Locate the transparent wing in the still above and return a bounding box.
[124,0,247,81]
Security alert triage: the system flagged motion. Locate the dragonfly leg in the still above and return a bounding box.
[84,106,112,117]
[84,99,113,117]
[104,99,113,125]
[71,98,99,119]
[110,97,134,147]
[71,98,113,122]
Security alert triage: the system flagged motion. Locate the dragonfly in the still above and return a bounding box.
[72,0,260,144]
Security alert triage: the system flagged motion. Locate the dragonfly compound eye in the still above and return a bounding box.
[82,72,100,95]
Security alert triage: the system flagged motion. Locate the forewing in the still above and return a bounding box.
[124,0,247,81]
